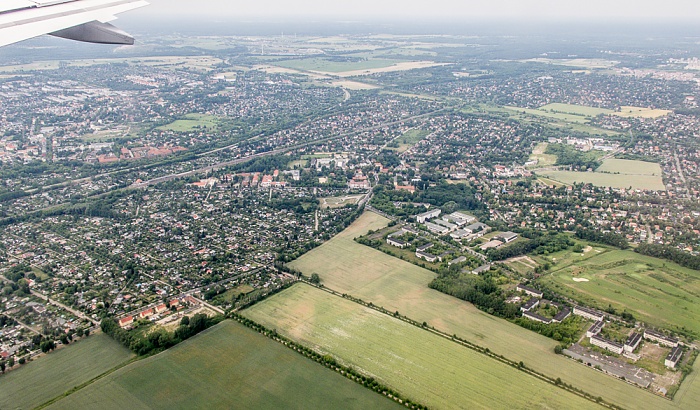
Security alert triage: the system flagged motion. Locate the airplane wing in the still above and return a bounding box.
[0,0,149,47]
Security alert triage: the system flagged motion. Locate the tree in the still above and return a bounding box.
[180,316,190,327]
[310,273,321,285]
[40,340,55,353]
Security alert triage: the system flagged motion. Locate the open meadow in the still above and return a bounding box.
[615,106,672,119]
[596,159,663,176]
[244,284,601,410]
[0,334,134,410]
[288,212,690,409]
[540,103,615,117]
[529,142,558,167]
[535,248,700,336]
[538,170,666,190]
[157,114,219,132]
[48,321,399,410]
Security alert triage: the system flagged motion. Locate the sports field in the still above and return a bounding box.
[536,248,700,336]
[244,284,600,410]
[48,321,400,410]
[538,170,666,190]
[288,212,680,409]
[0,334,134,410]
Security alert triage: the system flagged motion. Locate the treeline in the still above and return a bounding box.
[574,228,629,249]
[429,272,520,319]
[101,313,224,356]
[488,234,573,261]
[636,243,700,270]
[546,143,601,170]
[513,316,583,347]
[230,313,428,410]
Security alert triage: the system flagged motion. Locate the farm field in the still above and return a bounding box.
[538,170,666,191]
[331,80,380,90]
[158,114,219,132]
[596,159,663,176]
[535,248,700,336]
[0,56,223,73]
[389,129,430,152]
[288,212,680,409]
[0,334,134,410]
[505,106,593,123]
[244,284,600,410]
[48,321,400,410]
[520,58,620,69]
[615,106,672,119]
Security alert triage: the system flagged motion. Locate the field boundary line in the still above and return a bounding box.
[295,280,625,410]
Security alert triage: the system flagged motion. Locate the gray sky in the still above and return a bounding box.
[135,0,700,21]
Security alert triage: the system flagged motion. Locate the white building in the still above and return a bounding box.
[644,329,679,348]
[591,335,624,355]
[416,209,441,223]
[665,346,683,369]
[573,306,605,322]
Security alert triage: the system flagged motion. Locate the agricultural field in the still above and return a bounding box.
[0,56,223,73]
[288,212,680,409]
[615,106,672,119]
[520,58,620,69]
[330,80,380,90]
[538,170,666,191]
[0,334,134,410]
[244,284,600,410]
[505,106,593,123]
[535,248,700,336]
[157,114,220,132]
[596,159,663,176]
[528,142,558,167]
[48,321,400,410]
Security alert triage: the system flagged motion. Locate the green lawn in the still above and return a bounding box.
[244,284,601,410]
[538,170,666,191]
[48,321,400,410]
[157,114,219,132]
[288,212,681,409]
[536,248,700,336]
[0,334,134,410]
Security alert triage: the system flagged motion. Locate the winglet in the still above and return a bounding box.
[50,20,134,45]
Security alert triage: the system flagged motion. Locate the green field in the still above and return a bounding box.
[158,114,219,132]
[536,248,700,336]
[389,129,430,152]
[505,106,593,123]
[49,321,400,410]
[244,284,601,410]
[272,57,401,73]
[0,334,134,410]
[538,170,666,190]
[540,103,616,117]
[529,142,558,167]
[596,159,662,176]
[288,212,684,409]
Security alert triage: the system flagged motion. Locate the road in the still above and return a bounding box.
[132,108,448,188]
[30,289,99,325]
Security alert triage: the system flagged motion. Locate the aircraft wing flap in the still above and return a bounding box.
[0,0,148,47]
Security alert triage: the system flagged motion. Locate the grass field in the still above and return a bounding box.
[320,195,364,209]
[615,106,671,119]
[0,334,134,410]
[49,321,400,410]
[0,57,223,73]
[529,142,558,167]
[390,129,430,152]
[535,248,700,336]
[540,103,616,117]
[244,284,601,410]
[538,170,666,190]
[596,159,662,176]
[158,114,219,132]
[287,212,683,409]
